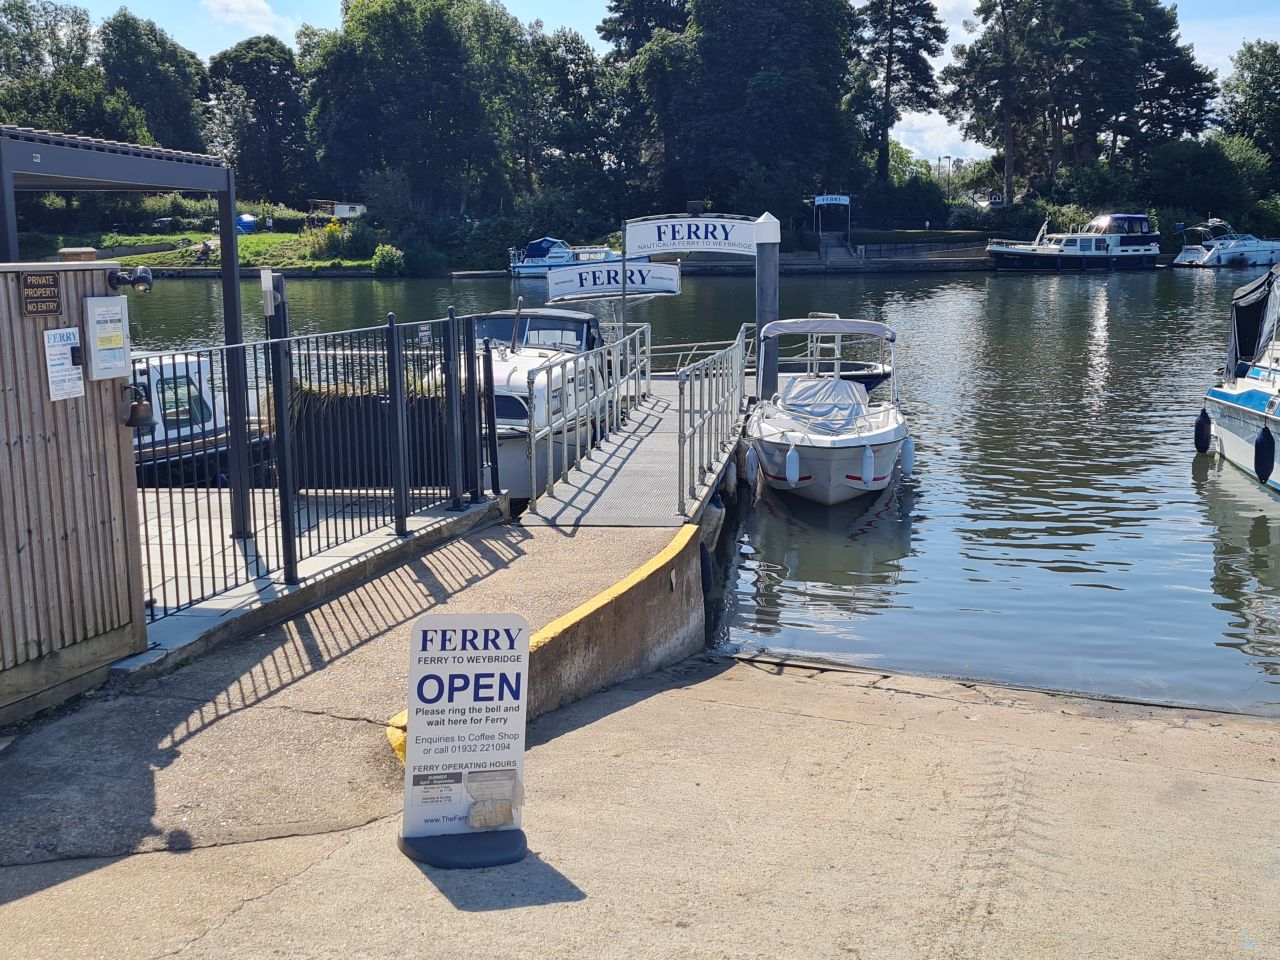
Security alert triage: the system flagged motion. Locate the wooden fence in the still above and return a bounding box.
[0,262,145,723]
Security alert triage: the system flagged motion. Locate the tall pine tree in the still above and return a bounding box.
[854,0,946,183]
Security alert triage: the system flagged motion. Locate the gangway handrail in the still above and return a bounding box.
[525,323,652,511]
[675,323,751,515]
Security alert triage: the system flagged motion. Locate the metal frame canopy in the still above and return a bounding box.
[0,125,243,344]
[0,125,253,534]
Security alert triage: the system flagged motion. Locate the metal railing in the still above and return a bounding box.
[526,324,651,510]
[676,324,750,515]
[134,312,497,620]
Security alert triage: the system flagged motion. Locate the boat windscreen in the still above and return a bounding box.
[1227,266,1280,374]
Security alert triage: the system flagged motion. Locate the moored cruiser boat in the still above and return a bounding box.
[745,316,913,506]
[987,214,1161,270]
[1172,219,1280,268]
[1198,265,1280,488]
[508,237,641,277]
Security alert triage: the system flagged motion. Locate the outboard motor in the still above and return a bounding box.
[1255,426,1275,484]
[1194,409,1212,454]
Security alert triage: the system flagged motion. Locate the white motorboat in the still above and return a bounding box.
[987,214,1161,270]
[1198,265,1280,488]
[508,237,643,277]
[475,307,607,499]
[745,316,913,506]
[1172,219,1280,268]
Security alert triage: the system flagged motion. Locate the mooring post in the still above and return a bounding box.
[386,312,409,536]
[266,271,298,584]
[755,212,781,400]
[444,307,466,512]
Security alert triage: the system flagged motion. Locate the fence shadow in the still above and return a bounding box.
[0,522,532,906]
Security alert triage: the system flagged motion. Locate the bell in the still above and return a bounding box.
[125,397,156,430]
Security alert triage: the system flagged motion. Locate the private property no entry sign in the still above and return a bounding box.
[398,613,529,868]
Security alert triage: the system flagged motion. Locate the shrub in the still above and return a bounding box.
[372,244,406,277]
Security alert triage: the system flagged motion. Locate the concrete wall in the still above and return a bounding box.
[526,524,705,718]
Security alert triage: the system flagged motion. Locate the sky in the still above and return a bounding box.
[82,0,1280,162]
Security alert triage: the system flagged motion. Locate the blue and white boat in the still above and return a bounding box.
[1199,265,1280,487]
[508,237,641,277]
[987,214,1161,270]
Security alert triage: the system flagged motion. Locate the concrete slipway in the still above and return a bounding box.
[1,514,1278,959]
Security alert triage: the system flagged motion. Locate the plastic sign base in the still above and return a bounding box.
[398,829,528,869]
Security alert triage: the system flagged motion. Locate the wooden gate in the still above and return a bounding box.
[0,262,145,723]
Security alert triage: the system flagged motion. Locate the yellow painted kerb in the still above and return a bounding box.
[385,523,700,764]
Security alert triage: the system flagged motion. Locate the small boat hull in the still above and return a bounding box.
[1204,390,1280,488]
[751,435,907,505]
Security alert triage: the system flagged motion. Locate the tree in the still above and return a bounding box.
[303,0,499,216]
[97,9,207,150]
[0,0,93,82]
[1222,40,1280,188]
[1140,138,1255,219]
[599,0,687,60]
[208,36,311,203]
[853,0,946,183]
[0,62,149,141]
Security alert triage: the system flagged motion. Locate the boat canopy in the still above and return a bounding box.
[760,317,896,342]
[524,237,565,259]
[1227,265,1280,376]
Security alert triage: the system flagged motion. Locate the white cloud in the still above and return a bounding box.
[200,0,293,38]
[893,111,990,162]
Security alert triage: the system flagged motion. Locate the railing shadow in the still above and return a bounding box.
[0,522,532,905]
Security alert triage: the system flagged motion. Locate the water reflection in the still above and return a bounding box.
[1193,456,1280,683]
[725,480,916,665]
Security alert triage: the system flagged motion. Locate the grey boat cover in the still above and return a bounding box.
[776,377,870,432]
[1227,264,1280,377]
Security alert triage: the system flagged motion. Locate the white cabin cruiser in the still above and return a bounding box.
[987,214,1160,270]
[745,316,913,506]
[508,237,642,277]
[1198,265,1280,488]
[1172,219,1280,268]
[474,307,606,499]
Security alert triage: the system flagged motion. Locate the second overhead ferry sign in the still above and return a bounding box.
[547,261,681,301]
[625,216,758,256]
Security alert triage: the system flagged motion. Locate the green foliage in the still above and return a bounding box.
[97,10,207,151]
[208,35,311,205]
[1140,139,1257,220]
[599,0,688,59]
[1221,40,1280,190]
[372,244,406,277]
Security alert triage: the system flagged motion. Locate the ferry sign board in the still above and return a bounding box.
[815,194,850,206]
[626,216,758,256]
[547,261,681,301]
[400,612,529,868]
[21,272,62,318]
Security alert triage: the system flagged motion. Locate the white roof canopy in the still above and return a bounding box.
[759,317,896,342]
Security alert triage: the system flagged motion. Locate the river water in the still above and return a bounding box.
[129,269,1280,714]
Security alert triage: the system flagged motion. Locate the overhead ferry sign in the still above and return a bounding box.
[547,261,681,301]
[626,217,758,256]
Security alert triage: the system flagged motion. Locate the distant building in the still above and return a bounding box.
[308,199,368,221]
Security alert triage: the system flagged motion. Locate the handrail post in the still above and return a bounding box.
[677,376,687,516]
[386,312,409,536]
[266,271,298,584]
[482,338,502,497]
[462,313,483,503]
[444,306,465,512]
[527,371,538,514]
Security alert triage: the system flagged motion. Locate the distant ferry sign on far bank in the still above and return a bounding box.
[626,214,770,256]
